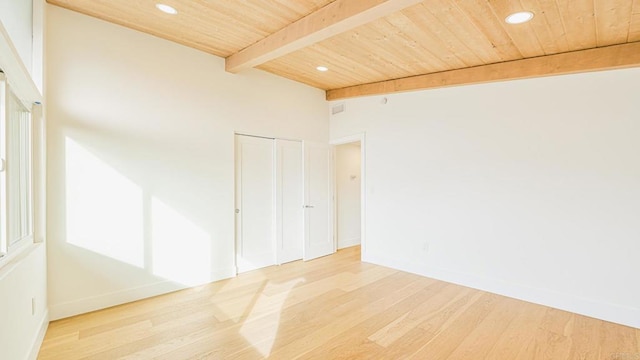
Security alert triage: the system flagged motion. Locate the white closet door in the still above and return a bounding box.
[303,141,334,261]
[276,139,304,264]
[235,135,275,273]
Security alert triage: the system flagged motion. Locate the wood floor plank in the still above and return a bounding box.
[408,292,501,359]
[483,301,547,359]
[297,280,452,359]
[599,319,640,359]
[38,246,640,359]
[368,283,472,348]
[445,296,523,359]
[516,308,575,360]
[268,273,429,359]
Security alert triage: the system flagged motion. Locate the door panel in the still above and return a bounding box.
[235,135,275,272]
[276,139,303,264]
[303,141,333,261]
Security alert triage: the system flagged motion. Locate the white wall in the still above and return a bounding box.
[0,0,33,74]
[331,68,640,329]
[0,1,48,359]
[335,143,361,249]
[45,5,328,320]
[0,245,48,360]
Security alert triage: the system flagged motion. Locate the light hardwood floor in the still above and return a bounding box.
[39,246,639,359]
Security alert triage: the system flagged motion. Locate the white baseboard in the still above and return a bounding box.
[362,252,640,329]
[49,267,236,320]
[28,309,49,360]
[338,237,361,249]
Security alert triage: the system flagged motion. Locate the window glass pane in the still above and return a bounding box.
[7,92,32,245]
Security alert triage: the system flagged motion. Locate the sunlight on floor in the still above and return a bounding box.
[239,278,304,357]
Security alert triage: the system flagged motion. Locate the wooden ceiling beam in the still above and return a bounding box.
[225,0,423,73]
[326,42,640,100]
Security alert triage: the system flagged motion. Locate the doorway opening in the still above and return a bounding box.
[331,134,365,254]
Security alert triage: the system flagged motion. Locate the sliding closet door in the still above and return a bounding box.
[235,135,275,273]
[275,139,304,264]
[235,135,330,271]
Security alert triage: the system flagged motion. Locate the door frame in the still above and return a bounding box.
[330,133,366,256]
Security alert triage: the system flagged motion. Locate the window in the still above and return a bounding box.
[0,72,33,258]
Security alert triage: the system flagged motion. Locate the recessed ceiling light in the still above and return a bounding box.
[156,4,178,15]
[505,11,534,24]
[316,66,329,72]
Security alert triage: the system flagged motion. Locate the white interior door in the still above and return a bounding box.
[276,139,303,264]
[235,135,275,273]
[303,141,333,261]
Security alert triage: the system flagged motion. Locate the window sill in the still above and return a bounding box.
[0,242,43,281]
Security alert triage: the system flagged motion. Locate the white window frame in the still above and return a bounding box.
[0,72,34,260]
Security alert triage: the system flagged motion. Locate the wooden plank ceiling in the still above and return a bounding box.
[47,0,640,99]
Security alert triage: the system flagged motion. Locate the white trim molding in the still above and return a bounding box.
[49,267,236,320]
[28,310,49,360]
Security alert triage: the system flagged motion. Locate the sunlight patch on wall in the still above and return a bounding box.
[65,137,144,267]
[151,197,212,286]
